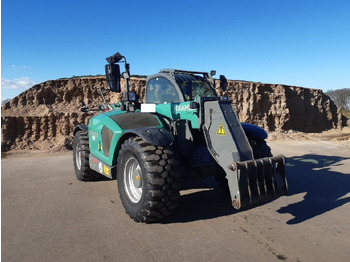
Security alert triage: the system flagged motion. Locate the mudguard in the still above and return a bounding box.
[119,127,174,147]
[73,124,88,135]
[241,122,268,140]
[89,111,166,158]
[88,111,173,175]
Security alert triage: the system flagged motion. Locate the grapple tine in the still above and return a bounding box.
[246,161,260,205]
[238,168,250,207]
[244,163,252,205]
[269,158,277,197]
[257,159,268,201]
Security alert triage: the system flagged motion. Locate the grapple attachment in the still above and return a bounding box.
[200,99,288,210]
[227,155,288,209]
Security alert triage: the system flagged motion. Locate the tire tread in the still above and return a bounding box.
[117,137,180,222]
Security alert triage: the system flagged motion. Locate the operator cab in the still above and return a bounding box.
[145,69,218,104]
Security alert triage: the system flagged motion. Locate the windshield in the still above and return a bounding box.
[175,74,217,101]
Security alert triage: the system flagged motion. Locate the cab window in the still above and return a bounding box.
[175,74,217,101]
[146,77,181,104]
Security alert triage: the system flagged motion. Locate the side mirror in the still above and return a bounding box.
[105,63,121,92]
[219,75,228,92]
[106,52,124,64]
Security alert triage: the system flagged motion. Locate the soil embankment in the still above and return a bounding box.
[1,76,348,151]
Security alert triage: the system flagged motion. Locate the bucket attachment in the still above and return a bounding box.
[227,155,288,209]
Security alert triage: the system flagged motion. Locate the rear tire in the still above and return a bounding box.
[73,131,100,181]
[117,137,180,222]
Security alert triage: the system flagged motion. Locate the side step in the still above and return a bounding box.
[227,155,288,209]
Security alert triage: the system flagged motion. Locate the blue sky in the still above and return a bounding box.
[2,0,350,99]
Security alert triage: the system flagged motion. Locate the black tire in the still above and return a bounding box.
[73,131,100,181]
[249,139,272,159]
[117,137,180,222]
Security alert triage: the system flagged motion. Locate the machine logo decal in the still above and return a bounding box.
[217,123,226,136]
[175,104,190,112]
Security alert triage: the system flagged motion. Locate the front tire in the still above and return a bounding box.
[249,139,272,159]
[73,131,100,181]
[117,137,180,222]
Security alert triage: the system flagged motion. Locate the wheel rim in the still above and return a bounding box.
[124,156,143,203]
[75,143,82,170]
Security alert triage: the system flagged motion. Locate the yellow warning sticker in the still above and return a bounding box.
[103,165,110,176]
[217,123,226,136]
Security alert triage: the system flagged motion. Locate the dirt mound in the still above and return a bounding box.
[1,76,348,152]
[217,81,346,132]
